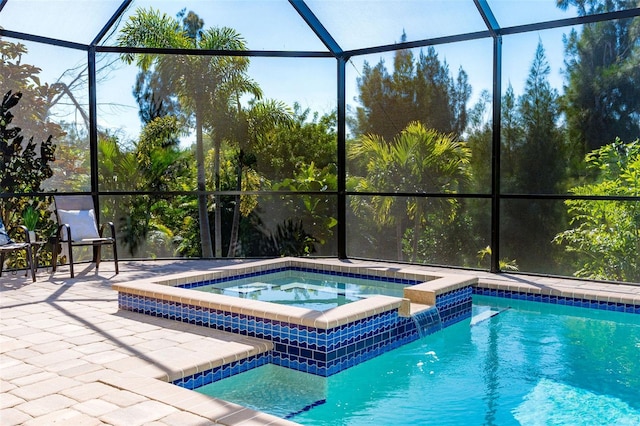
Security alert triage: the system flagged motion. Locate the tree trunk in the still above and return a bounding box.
[227,158,242,257]
[213,136,223,257]
[195,112,213,258]
[412,198,420,263]
[396,220,404,261]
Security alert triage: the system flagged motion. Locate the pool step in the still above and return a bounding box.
[470,307,511,326]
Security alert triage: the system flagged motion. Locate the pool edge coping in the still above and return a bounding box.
[112,257,479,328]
[477,276,640,305]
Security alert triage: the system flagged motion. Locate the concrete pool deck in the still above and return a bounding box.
[1,258,639,425]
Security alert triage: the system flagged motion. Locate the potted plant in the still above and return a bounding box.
[22,205,39,243]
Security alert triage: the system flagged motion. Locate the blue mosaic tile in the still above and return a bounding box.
[172,352,271,390]
[435,286,473,327]
[473,286,640,314]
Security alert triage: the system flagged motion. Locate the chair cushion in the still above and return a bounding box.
[0,216,13,245]
[58,209,100,240]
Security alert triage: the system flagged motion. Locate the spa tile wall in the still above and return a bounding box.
[117,293,438,376]
[436,286,474,327]
[172,353,270,390]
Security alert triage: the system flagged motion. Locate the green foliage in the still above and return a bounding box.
[0,38,66,147]
[1,37,63,268]
[252,103,336,182]
[350,121,470,194]
[118,195,179,258]
[1,91,56,230]
[273,162,338,248]
[22,205,38,231]
[229,215,317,258]
[349,121,470,262]
[47,123,90,192]
[517,41,565,194]
[163,196,202,258]
[402,206,474,266]
[500,84,526,191]
[352,36,470,143]
[133,69,182,126]
[466,41,568,274]
[1,92,56,195]
[225,99,295,256]
[98,121,194,258]
[136,115,190,192]
[560,0,640,156]
[98,134,139,191]
[270,219,317,257]
[554,139,639,281]
[0,90,58,269]
[464,90,493,193]
[477,245,519,271]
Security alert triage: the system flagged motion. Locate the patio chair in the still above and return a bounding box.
[53,195,119,278]
[0,217,36,282]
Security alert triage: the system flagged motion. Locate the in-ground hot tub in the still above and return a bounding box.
[113,257,477,377]
[190,268,411,311]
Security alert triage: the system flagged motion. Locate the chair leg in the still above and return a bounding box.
[95,245,102,270]
[33,245,39,272]
[0,252,5,277]
[52,243,57,272]
[67,240,75,279]
[112,242,119,275]
[25,245,35,282]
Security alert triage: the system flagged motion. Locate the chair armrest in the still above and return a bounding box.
[99,222,117,239]
[18,225,31,243]
[57,223,72,242]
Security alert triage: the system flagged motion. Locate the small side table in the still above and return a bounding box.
[21,227,56,274]
[0,242,35,281]
[30,240,47,272]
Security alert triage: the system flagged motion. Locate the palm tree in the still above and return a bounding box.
[118,8,260,258]
[349,121,470,261]
[349,132,407,259]
[226,99,293,256]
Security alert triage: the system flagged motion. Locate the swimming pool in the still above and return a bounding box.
[192,270,410,311]
[193,296,640,424]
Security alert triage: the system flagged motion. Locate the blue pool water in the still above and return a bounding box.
[193,270,410,311]
[195,296,640,425]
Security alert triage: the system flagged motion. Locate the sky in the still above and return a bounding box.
[1,0,581,145]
